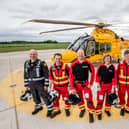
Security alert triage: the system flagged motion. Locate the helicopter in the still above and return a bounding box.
[26,19,129,63]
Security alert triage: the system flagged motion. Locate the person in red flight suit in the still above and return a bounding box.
[49,53,71,118]
[70,49,95,123]
[117,49,129,116]
[96,54,117,120]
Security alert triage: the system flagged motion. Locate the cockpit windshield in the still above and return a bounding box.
[67,38,85,51]
[67,35,94,52]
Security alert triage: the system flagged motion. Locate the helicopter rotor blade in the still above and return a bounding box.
[39,26,89,35]
[27,19,96,26]
[95,23,111,28]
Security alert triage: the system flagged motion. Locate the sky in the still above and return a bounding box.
[1,0,129,42]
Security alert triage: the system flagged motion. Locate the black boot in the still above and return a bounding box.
[32,107,43,115]
[89,113,94,123]
[79,110,85,118]
[46,110,52,117]
[105,111,111,116]
[65,110,70,116]
[125,109,129,113]
[98,114,102,120]
[120,109,125,116]
[50,111,61,118]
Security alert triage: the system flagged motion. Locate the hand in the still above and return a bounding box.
[111,87,114,93]
[44,86,48,91]
[49,85,53,90]
[26,86,30,90]
[115,86,118,95]
[97,87,101,91]
[114,85,118,90]
[50,87,53,91]
[88,84,92,88]
[71,89,76,94]
[112,85,117,93]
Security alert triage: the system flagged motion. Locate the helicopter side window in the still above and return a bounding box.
[106,43,111,52]
[86,41,95,56]
[100,43,105,53]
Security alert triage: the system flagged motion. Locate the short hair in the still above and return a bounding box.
[124,49,129,55]
[103,54,112,63]
[29,49,38,55]
[54,53,62,58]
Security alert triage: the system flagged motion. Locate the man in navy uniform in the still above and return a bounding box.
[24,49,53,117]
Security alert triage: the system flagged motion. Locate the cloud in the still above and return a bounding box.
[1,0,129,42]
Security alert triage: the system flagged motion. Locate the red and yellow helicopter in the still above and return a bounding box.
[26,19,129,63]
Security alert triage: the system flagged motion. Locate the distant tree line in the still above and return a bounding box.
[0,40,71,44]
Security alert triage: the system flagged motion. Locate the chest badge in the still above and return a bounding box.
[82,66,88,68]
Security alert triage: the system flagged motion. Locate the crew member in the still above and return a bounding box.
[70,49,95,123]
[49,53,71,118]
[24,49,53,117]
[96,54,117,120]
[118,49,129,116]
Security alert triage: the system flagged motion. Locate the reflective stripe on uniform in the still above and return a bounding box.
[24,79,29,81]
[119,80,129,84]
[119,61,129,85]
[89,109,95,114]
[52,63,69,85]
[28,77,44,81]
[44,78,49,86]
[119,66,129,79]
[53,80,69,85]
[35,60,40,77]
[52,75,68,80]
[53,107,60,112]
[64,104,70,110]
[24,82,29,85]
[79,104,85,110]
[53,63,68,79]
[105,106,111,111]
[96,109,102,115]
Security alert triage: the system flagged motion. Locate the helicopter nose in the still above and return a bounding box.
[51,49,77,63]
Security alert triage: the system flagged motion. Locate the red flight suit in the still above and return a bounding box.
[70,59,95,114]
[117,60,129,111]
[49,62,70,113]
[96,63,117,115]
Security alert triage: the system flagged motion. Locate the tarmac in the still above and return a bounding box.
[0,49,129,129]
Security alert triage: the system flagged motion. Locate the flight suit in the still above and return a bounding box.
[70,59,95,114]
[49,62,71,114]
[117,60,129,111]
[24,59,53,112]
[96,63,117,115]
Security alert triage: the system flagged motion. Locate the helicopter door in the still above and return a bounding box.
[86,41,95,56]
